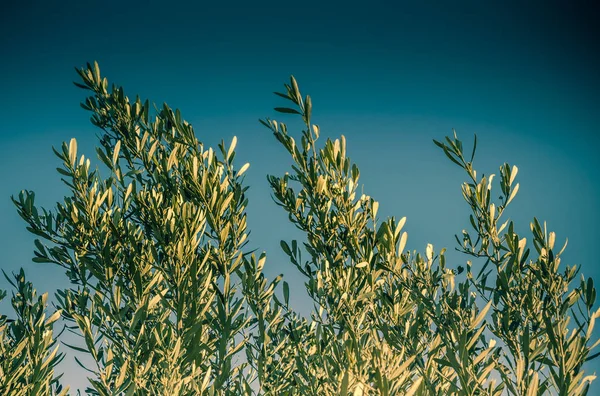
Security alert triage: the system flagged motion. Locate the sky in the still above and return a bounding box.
[1,0,599,392]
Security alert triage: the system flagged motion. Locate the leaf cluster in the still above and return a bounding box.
[1,64,599,396]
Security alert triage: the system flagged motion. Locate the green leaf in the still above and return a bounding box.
[63,342,92,354]
[432,139,445,149]
[290,76,300,101]
[442,146,464,168]
[470,133,477,163]
[274,107,301,115]
[506,183,519,205]
[283,281,289,306]
[280,240,291,256]
[68,138,77,166]
[112,140,121,166]
[274,91,294,102]
[237,163,250,177]
[304,95,312,121]
[340,370,349,395]
[471,300,492,329]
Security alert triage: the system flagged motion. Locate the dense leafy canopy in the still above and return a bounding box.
[1,62,599,395]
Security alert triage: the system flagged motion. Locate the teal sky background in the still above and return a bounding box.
[1,0,599,392]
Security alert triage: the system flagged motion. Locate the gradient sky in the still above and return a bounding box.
[1,0,599,392]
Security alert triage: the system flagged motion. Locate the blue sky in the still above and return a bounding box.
[1,0,599,392]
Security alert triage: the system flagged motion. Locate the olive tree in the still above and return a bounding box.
[2,62,599,395]
[0,270,67,395]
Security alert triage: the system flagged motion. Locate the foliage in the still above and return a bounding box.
[2,62,599,395]
[0,270,67,395]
